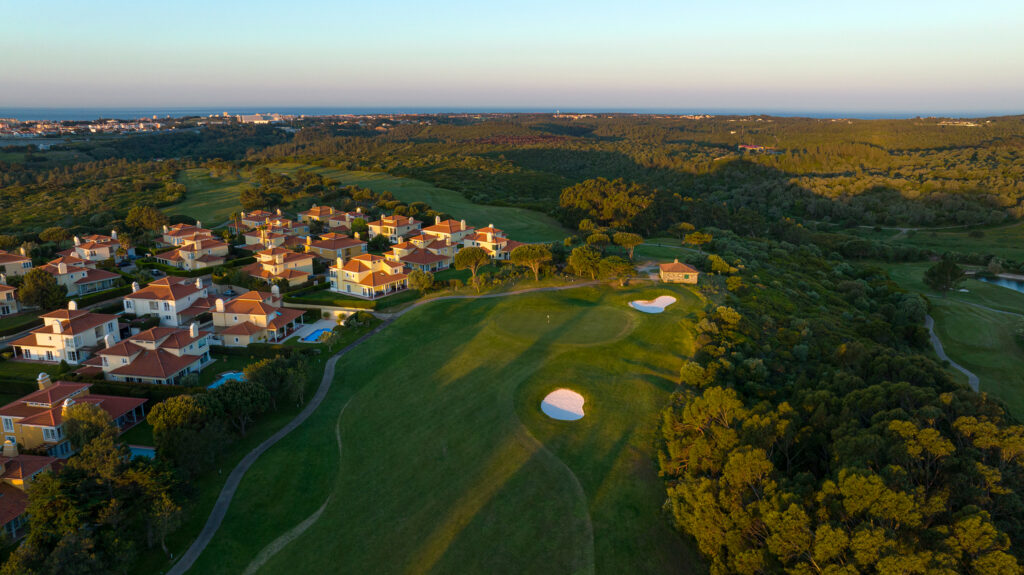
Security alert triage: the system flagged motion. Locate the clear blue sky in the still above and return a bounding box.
[3,0,1022,114]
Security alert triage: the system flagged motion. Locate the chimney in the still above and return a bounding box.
[74,236,81,246]
[312,203,317,208]
[271,285,280,296]
[306,235,312,245]
[19,247,26,256]
[0,273,6,286]
[240,211,246,219]
[195,277,203,289]
[215,298,225,312]
[57,262,68,275]
[397,236,404,244]
[190,322,199,338]
[2,440,17,458]
[103,333,116,348]
[354,232,360,240]
[61,398,75,418]
[276,208,282,216]
[336,256,343,269]
[55,320,64,333]
[111,229,118,240]
[435,215,441,225]
[196,220,202,229]
[68,300,78,311]
[131,281,140,292]
[36,372,52,390]
[488,223,493,228]
[674,258,679,263]
[460,219,466,231]
[356,207,362,214]
[163,224,169,233]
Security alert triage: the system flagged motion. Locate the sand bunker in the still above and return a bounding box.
[541,389,585,421]
[629,295,677,313]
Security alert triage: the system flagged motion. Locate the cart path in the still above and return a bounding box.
[925,314,979,392]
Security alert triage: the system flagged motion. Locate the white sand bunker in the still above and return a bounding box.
[629,295,677,314]
[541,389,585,421]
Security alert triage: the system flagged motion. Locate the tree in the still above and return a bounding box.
[684,231,713,254]
[708,254,737,275]
[509,244,553,281]
[673,222,695,239]
[586,232,610,253]
[18,268,66,310]
[351,217,369,236]
[125,205,168,232]
[243,355,309,410]
[148,393,225,475]
[213,378,270,437]
[0,235,17,251]
[923,257,965,293]
[408,269,435,294]
[568,246,602,279]
[39,227,70,247]
[240,187,271,211]
[367,234,391,253]
[63,402,116,452]
[599,256,633,286]
[454,247,490,292]
[613,232,644,259]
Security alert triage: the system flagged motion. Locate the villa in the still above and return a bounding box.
[326,207,365,231]
[0,276,18,317]
[462,225,524,261]
[422,217,476,245]
[155,237,230,271]
[77,323,213,385]
[0,441,57,539]
[58,231,126,263]
[367,214,422,243]
[659,259,700,284]
[242,247,315,286]
[122,277,216,327]
[329,253,409,299]
[10,302,121,364]
[211,289,305,346]
[384,235,455,272]
[38,257,120,297]
[304,233,367,262]
[298,204,337,224]
[243,228,290,251]
[160,222,214,246]
[0,374,146,459]
[237,209,278,229]
[0,248,33,277]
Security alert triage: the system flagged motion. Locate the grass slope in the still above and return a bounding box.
[267,163,569,243]
[848,222,1024,262]
[880,261,1024,419]
[166,168,247,225]
[185,284,705,575]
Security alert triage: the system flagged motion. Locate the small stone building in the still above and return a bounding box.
[659,259,699,284]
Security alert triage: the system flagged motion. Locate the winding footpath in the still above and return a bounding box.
[924,314,979,392]
[167,280,603,575]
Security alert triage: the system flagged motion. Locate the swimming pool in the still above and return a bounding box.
[208,371,245,389]
[129,445,156,460]
[300,328,332,343]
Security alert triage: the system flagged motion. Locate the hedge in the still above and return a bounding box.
[285,294,377,309]
[209,344,301,359]
[0,316,43,338]
[74,285,132,308]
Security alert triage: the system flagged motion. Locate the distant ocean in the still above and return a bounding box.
[0,107,1010,122]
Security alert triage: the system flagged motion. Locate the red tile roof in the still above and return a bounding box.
[660,260,699,274]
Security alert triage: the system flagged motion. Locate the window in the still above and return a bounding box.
[22,261,31,268]
[102,357,108,367]
[121,357,127,364]
[163,302,171,311]
[124,300,133,310]
[2,418,13,432]
[4,435,14,444]
[234,337,239,343]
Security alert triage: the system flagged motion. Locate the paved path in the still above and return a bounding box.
[925,314,979,392]
[166,280,604,574]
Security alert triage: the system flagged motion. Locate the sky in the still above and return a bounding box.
[2,0,1023,115]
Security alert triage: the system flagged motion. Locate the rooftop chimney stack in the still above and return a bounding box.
[271,285,280,296]
[111,229,118,240]
[57,262,67,275]
[163,225,169,233]
[196,220,202,229]
[215,298,225,312]
[190,322,199,338]
[336,257,343,269]
[36,372,52,390]
[68,300,78,311]
[276,208,282,216]
[61,398,75,418]
[435,215,441,225]
[74,236,81,246]
[2,439,18,458]
[19,247,26,256]
[306,235,312,245]
[354,232,360,240]
[195,277,203,289]
[103,333,116,349]
[460,219,466,231]
[0,273,6,285]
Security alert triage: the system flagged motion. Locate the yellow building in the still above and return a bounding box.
[0,374,146,459]
[298,204,337,224]
[421,217,476,245]
[304,233,367,262]
[384,235,455,272]
[462,225,524,261]
[0,249,32,278]
[0,277,18,317]
[0,440,57,539]
[368,214,422,243]
[160,222,214,246]
[211,289,305,347]
[329,254,409,299]
[156,237,229,271]
[243,247,315,286]
[659,259,699,284]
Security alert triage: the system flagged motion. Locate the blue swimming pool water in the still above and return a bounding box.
[208,371,245,389]
[129,445,156,459]
[301,328,332,343]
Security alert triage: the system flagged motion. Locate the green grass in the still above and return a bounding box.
[838,221,1024,262]
[0,361,62,381]
[879,261,1024,419]
[266,163,569,243]
[929,299,1024,419]
[185,284,705,574]
[120,420,155,446]
[0,312,41,333]
[166,168,248,225]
